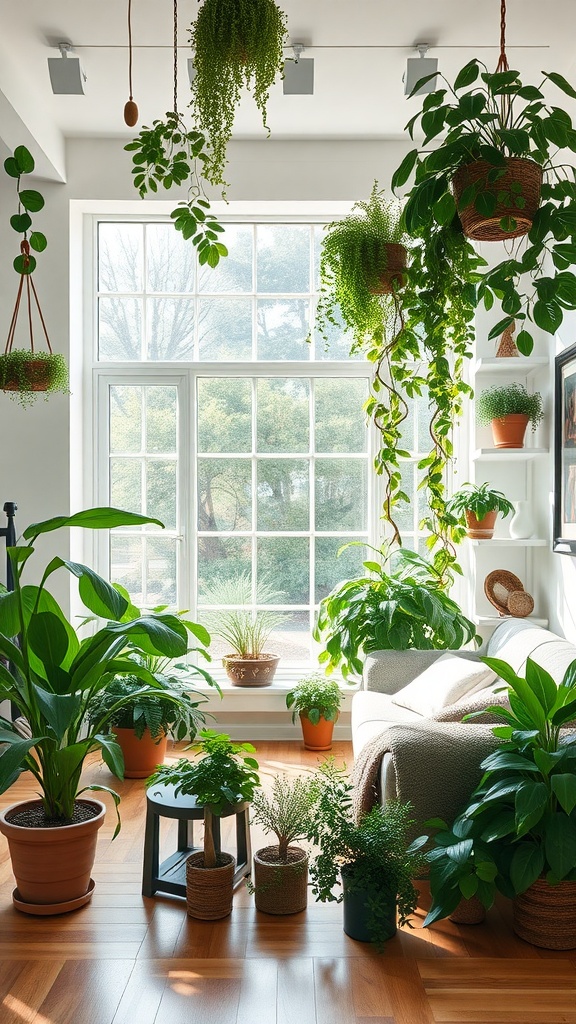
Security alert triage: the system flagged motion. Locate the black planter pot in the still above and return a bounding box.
[341,866,397,943]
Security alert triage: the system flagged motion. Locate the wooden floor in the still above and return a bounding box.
[0,741,575,1024]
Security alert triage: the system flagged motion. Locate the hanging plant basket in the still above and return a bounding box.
[453,157,543,241]
[0,351,68,404]
[368,242,408,294]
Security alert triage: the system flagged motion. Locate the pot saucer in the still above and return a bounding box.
[12,877,95,915]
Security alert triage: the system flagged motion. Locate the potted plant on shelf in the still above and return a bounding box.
[314,545,478,681]
[285,674,342,751]
[418,655,576,949]
[148,730,260,920]
[0,145,68,406]
[446,481,515,540]
[189,0,288,185]
[200,572,284,686]
[392,52,576,355]
[477,383,543,449]
[307,760,425,944]
[249,774,316,915]
[0,506,212,915]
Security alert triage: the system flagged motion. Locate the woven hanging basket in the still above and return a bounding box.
[453,158,543,241]
[513,878,576,949]
[368,243,408,294]
[186,851,235,920]
[449,895,486,925]
[253,846,308,915]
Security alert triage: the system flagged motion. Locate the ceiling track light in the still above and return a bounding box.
[48,42,87,95]
[283,42,314,95]
[403,43,438,97]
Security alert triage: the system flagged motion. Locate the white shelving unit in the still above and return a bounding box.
[474,614,549,628]
[469,538,547,547]
[473,447,548,462]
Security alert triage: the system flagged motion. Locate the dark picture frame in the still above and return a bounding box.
[554,342,576,555]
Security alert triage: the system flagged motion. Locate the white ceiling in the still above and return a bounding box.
[1,0,575,179]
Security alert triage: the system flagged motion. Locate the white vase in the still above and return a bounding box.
[509,501,535,540]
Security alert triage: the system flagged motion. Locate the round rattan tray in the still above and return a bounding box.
[484,569,534,618]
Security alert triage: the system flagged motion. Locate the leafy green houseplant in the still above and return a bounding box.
[477,383,544,448]
[393,58,576,355]
[249,774,317,915]
[189,0,288,185]
[200,572,284,686]
[446,481,515,540]
[148,730,260,919]
[419,655,576,949]
[1,145,68,406]
[0,506,212,914]
[286,673,342,751]
[307,760,425,944]
[314,545,478,681]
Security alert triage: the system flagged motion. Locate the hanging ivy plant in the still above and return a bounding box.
[189,0,288,185]
[4,145,47,274]
[0,350,69,407]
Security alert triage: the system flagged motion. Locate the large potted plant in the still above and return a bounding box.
[189,0,288,185]
[285,673,342,751]
[148,730,260,920]
[477,383,543,449]
[446,481,515,540]
[0,507,212,915]
[201,572,284,686]
[307,760,425,944]
[314,545,478,681]
[249,774,316,915]
[419,655,576,949]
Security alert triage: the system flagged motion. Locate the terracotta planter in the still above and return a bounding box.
[186,851,235,920]
[253,845,308,915]
[0,798,105,914]
[112,726,167,779]
[368,243,408,294]
[453,157,542,241]
[513,878,576,949]
[223,653,279,687]
[1,358,53,392]
[299,711,339,751]
[490,413,529,449]
[449,895,486,924]
[464,509,498,540]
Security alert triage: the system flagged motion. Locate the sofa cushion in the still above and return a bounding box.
[351,690,422,756]
[390,652,497,718]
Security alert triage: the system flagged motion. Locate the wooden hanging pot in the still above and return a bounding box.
[453,157,542,241]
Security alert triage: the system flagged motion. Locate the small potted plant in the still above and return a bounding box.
[148,730,260,920]
[200,572,284,686]
[286,674,342,751]
[446,481,515,540]
[307,760,425,944]
[477,383,544,449]
[249,774,317,915]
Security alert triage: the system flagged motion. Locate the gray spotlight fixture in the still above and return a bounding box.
[187,57,196,85]
[283,43,314,95]
[403,44,438,97]
[48,42,86,95]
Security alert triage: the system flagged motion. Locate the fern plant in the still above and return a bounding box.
[189,0,288,185]
[477,383,543,428]
[88,674,205,742]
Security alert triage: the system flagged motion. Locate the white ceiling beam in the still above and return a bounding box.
[0,44,66,183]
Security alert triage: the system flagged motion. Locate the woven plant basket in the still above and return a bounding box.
[449,895,486,925]
[186,851,235,920]
[484,569,525,615]
[253,846,308,915]
[453,157,542,241]
[368,243,408,294]
[513,878,576,949]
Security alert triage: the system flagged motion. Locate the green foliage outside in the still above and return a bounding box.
[477,383,544,428]
[286,674,342,724]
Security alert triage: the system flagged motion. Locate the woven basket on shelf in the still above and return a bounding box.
[484,569,534,618]
[513,878,576,949]
[368,243,408,294]
[453,158,542,241]
[253,846,308,915]
[186,851,235,920]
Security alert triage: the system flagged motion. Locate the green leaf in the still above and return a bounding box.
[433,192,457,226]
[96,733,124,779]
[29,231,47,253]
[27,611,70,672]
[515,781,549,834]
[533,298,563,334]
[18,189,44,213]
[391,149,418,191]
[453,60,480,90]
[459,874,478,899]
[55,560,129,620]
[13,253,36,275]
[475,191,497,217]
[510,842,545,894]
[32,687,81,742]
[551,774,576,815]
[0,737,39,794]
[10,213,32,233]
[515,330,534,356]
[525,660,558,713]
[408,72,439,99]
[487,316,514,342]
[3,156,20,178]
[14,146,35,174]
[545,814,576,879]
[23,507,165,540]
[543,71,576,101]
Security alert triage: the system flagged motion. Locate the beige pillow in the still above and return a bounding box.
[391,653,497,718]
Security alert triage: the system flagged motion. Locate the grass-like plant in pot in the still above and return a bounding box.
[200,572,284,686]
[418,655,576,950]
[307,760,425,945]
[148,730,260,920]
[189,0,288,186]
[477,382,543,449]
[0,506,209,915]
[446,481,515,540]
[249,774,317,915]
[314,545,478,681]
[285,673,342,751]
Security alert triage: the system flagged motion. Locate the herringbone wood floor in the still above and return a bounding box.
[0,741,575,1024]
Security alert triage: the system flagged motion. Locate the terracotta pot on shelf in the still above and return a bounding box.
[368,243,408,294]
[0,797,106,915]
[453,157,542,241]
[299,711,339,751]
[253,846,308,915]
[513,878,576,949]
[464,509,498,540]
[222,653,279,687]
[112,726,168,779]
[490,414,529,449]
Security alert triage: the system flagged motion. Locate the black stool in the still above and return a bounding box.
[142,781,252,899]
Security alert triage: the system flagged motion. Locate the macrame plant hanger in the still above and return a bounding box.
[123,0,139,126]
[495,0,512,129]
[4,239,53,385]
